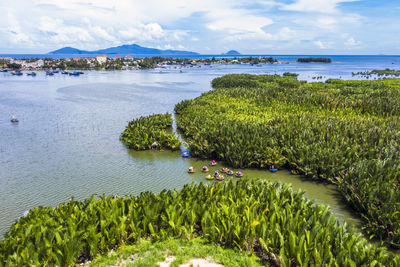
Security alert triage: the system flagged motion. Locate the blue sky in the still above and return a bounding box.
[0,0,399,54]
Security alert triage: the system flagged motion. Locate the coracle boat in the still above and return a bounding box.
[235,172,243,178]
[188,167,195,173]
[227,170,234,176]
[216,175,225,181]
[202,166,209,172]
[205,175,213,180]
[221,168,229,173]
[182,152,189,158]
[210,160,217,166]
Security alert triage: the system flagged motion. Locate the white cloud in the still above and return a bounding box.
[314,40,328,49]
[344,37,359,47]
[0,0,378,54]
[282,0,359,14]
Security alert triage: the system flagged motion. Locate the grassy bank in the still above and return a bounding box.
[175,74,400,247]
[1,180,397,266]
[88,238,261,266]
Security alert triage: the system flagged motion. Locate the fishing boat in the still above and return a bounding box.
[11,71,23,76]
[182,152,189,158]
[221,168,229,173]
[235,172,243,178]
[69,72,80,76]
[202,166,209,172]
[216,175,225,181]
[0,69,8,72]
[52,70,59,74]
[46,71,54,76]
[210,160,217,166]
[188,167,195,173]
[10,115,19,123]
[227,170,234,176]
[61,71,69,74]
[269,162,278,172]
[26,72,36,76]
[205,175,213,180]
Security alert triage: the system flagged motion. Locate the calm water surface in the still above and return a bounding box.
[2,59,399,237]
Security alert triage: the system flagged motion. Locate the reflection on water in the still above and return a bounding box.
[3,60,396,237]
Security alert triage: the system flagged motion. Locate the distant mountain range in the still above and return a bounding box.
[49,44,199,55]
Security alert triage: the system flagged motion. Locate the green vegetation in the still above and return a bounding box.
[1,180,398,266]
[120,113,181,150]
[0,59,21,70]
[282,72,299,77]
[236,57,277,64]
[175,74,400,247]
[353,69,400,77]
[297,57,332,63]
[89,237,261,267]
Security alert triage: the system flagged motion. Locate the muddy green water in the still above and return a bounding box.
[0,66,363,238]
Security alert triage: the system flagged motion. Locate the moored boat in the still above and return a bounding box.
[10,115,19,123]
[221,168,229,173]
[188,166,195,173]
[26,72,36,76]
[205,174,213,180]
[227,170,234,176]
[210,160,217,166]
[235,172,243,177]
[269,162,278,172]
[11,71,23,76]
[202,166,209,172]
[216,175,225,181]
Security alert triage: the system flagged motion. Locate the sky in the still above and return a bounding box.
[0,0,399,54]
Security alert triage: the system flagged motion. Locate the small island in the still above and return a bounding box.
[120,113,181,150]
[222,50,241,55]
[297,57,332,63]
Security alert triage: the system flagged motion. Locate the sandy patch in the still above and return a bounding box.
[158,256,223,267]
[158,256,176,267]
[180,258,223,267]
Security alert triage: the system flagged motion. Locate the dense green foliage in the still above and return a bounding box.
[1,180,397,266]
[175,74,400,246]
[120,113,181,150]
[0,62,22,70]
[236,57,277,64]
[353,69,400,77]
[297,57,332,63]
[283,72,299,77]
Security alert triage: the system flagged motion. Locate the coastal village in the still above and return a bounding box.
[0,55,282,72]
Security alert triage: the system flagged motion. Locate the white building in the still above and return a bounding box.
[96,56,108,64]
